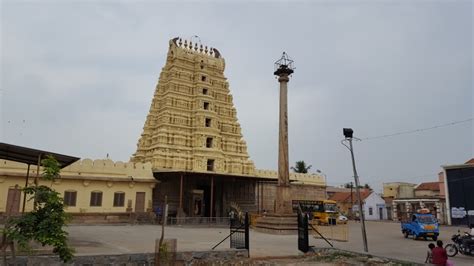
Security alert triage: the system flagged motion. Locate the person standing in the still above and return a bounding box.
[431,240,448,266]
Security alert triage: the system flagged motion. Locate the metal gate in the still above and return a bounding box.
[230,212,249,250]
[211,212,249,255]
[297,210,309,253]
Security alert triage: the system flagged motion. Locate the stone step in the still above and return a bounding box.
[256,219,297,224]
[253,214,298,235]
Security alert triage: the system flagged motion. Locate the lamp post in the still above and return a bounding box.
[273,52,294,214]
[342,128,368,252]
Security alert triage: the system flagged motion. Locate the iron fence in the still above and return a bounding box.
[310,221,348,242]
[297,211,309,253]
[230,213,249,250]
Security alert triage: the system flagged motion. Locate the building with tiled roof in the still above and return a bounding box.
[328,189,372,217]
[464,158,474,165]
[415,182,441,198]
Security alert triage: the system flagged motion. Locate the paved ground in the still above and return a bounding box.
[329,221,473,265]
[66,221,474,265]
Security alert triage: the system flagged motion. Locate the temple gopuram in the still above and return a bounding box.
[131,37,326,218]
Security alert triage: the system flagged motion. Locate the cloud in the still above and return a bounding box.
[1,1,472,191]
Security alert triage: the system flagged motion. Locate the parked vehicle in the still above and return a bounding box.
[293,200,338,225]
[445,230,474,257]
[401,209,439,241]
[338,215,348,224]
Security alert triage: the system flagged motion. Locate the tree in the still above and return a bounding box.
[5,155,74,263]
[291,161,312,173]
[343,182,371,190]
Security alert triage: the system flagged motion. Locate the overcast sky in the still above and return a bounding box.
[1,1,472,192]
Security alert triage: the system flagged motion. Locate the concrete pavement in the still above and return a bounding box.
[66,221,474,265]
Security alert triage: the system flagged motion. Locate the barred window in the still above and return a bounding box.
[113,192,125,207]
[64,191,77,207]
[90,191,103,207]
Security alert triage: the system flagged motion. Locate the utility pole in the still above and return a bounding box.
[342,128,368,253]
[350,181,353,217]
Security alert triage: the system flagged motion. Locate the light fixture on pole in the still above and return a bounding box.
[341,128,368,253]
[273,52,295,214]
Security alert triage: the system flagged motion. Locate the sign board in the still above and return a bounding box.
[451,207,467,219]
[446,167,474,225]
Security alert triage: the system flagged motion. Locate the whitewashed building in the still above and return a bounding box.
[353,192,388,220]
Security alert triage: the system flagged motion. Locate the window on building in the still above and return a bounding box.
[207,159,215,171]
[206,137,213,148]
[64,191,77,207]
[369,207,373,216]
[113,192,125,207]
[205,118,211,127]
[202,88,208,95]
[201,75,206,82]
[90,191,103,207]
[203,102,209,110]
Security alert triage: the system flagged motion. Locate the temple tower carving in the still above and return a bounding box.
[131,37,255,175]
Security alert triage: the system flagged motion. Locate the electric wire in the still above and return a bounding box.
[360,118,473,141]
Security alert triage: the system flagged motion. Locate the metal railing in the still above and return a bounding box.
[212,212,249,257]
[310,221,348,242]
[167,217,230,226]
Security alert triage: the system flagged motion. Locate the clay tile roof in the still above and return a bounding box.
[415,182,440,191]
[465,158,474,164]
[329,192,351,202]
[329,190,372,203]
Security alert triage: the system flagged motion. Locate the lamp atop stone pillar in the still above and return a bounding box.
[274,52,295,214]
[254,52,298,233]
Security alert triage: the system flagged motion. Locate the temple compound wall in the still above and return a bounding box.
[0,159,156,220]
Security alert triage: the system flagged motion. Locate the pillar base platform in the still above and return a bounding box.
[254,213,298,235]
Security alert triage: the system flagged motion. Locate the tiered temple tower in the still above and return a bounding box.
[132,37,255,176]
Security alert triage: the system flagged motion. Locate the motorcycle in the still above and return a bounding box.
[445,230,474,257]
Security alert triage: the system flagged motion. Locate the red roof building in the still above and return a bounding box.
[415,182,440,198]
[329,189,372,216]
[465,158,474,165]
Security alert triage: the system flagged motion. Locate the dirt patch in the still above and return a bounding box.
[185,251,418,265]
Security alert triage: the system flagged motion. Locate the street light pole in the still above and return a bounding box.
[342,128,368,253]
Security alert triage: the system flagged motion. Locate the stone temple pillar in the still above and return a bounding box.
[435,201,442,223]
[277,73,290,188]
[254,53,297,234]
[392,202,398,221]
[274,54,294,214]
[405,202,411,219]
